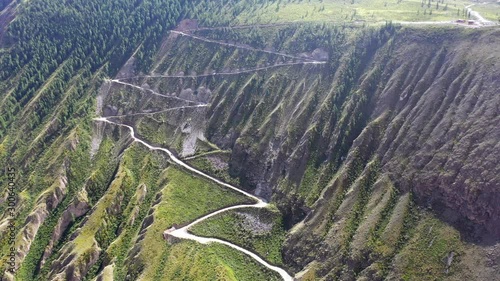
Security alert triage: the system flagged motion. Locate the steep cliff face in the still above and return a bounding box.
[369,29,499,238]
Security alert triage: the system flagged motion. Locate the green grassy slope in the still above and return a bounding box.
[189,0,500,24]
[191,206,287,266]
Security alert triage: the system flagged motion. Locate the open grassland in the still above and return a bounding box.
[225,0,499,24]
[471,2,500,22]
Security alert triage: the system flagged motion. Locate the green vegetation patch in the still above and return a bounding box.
[396,213,465,281]
[186,152,241,186]
[468,2,500,23]
[160,240,282,281]
[190,206,286,266]
[218,0,491,24]
[137,166,254,280]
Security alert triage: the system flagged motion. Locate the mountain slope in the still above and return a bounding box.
[0,1,499,281]
[93,23,499,280]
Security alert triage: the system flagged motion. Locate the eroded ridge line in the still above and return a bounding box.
[93,117,293,281]
[172,30,324,63]
[108,79,201,104]
[116,61,326,81]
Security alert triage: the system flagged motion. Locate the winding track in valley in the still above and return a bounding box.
[108,79,203,104]
[116,60,326,81]
[95,14,496,279]
[93,26,331,280]
[171,30,323,62]
[465,3,495,25]
[94,117,294,281]
[181,22,295,32]
[104,104,207,118]
[397,4,496,27]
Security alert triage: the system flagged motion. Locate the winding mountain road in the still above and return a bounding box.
[94,117,294,281]
[92,25,333,280]
[465,3,495,25]
[181,22,295,32]
[95,12,497,280]
[172,30,324,62]
[108,79,202,104]
[117,60,326,81]
[104,104,207,118]
[397,4,497,27]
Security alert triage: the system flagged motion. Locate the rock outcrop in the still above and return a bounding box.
[39,188,90,269]
[15,172,68,270]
